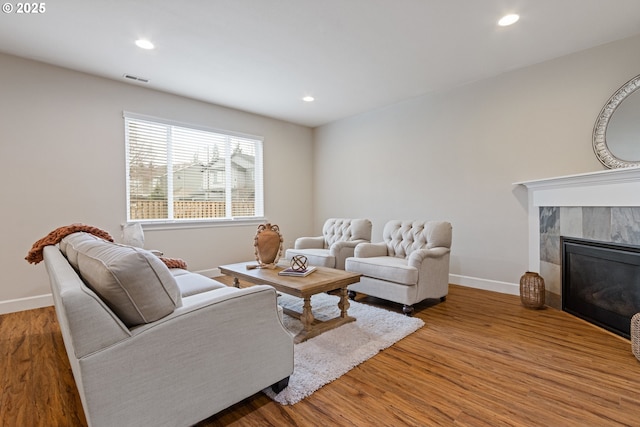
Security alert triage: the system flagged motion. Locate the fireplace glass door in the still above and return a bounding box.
[562,237,640,338]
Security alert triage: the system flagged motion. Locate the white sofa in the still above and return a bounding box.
[43,232,293,427]
[346,220,452,315]
[285,218,372,269]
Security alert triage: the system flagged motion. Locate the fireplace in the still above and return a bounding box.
[562,237,640,338]
[516,167,640,311]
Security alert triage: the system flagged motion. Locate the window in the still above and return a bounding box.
[124,112,264,223]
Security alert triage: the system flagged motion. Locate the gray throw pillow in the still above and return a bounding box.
[75,238,182,327]
[60,232,100,270]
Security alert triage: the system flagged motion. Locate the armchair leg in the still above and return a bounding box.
[402,305,414,316]
[348,290,357,300]
[271,376,289,394]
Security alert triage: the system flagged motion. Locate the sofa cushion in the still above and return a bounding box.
[323,218,372,247]
[285,248,335,268]
[383,220,452,258]
[345,256,418,286]
[60,232,101,270]
[75,238,182,327]
[171,269,226,297]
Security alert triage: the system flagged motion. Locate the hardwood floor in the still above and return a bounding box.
[2,284,640,426]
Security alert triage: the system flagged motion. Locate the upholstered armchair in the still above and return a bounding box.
[285,218,372,270]
[345,220,452,315]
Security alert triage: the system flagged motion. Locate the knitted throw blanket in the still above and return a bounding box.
[25,224,113,264]
[26,224,187,269]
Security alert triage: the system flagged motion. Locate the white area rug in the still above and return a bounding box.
[263,293,425,405]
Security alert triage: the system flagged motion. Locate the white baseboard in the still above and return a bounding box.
[201,269,520,295]
[449,274,519,296]
[0,270,220,316]
[0,272,516,315]
[0,294,53,315]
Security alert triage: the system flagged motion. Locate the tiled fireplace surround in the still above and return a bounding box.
[517,167,640,309]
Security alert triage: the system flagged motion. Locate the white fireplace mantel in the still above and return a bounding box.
[515,167,640,271]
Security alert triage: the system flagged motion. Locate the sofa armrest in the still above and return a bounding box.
[294,236,325,249]
[78,285,293,427]
[408,247,450,268]
[353,242,388,258]
[131,285,285,333]
[329,239,368,253]
[328,239,370,269]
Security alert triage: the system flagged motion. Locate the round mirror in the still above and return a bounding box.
[593,74,640,168]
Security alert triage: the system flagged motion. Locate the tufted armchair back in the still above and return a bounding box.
[322,218,372,248]
[383,220,452,259]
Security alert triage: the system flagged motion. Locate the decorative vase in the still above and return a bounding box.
[632,313,640,362]
[520,271,545,309]
[252,223,283,269]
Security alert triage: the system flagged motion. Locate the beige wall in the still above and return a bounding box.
[0,53,313,311]
[3,34,640,312]
[312,34,640,292]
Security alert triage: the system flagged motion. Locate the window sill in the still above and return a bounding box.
[126,217,267,232]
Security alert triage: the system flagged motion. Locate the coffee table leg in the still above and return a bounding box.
[338,287,350,318]
[291,291,355,344]
[301,297,314,334]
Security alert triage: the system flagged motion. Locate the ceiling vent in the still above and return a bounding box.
[123,74,149,83]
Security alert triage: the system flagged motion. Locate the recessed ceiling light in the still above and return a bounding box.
[498,14,519,27]
[135,39,155,50]
[123,74,149,83]
[302,96,315,102]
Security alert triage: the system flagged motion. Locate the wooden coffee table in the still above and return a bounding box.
[218,261,361,343]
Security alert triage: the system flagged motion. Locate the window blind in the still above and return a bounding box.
[124,112,264,222]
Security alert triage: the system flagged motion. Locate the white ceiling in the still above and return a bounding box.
[1,0,640,127]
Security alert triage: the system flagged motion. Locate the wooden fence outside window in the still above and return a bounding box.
[130,200,254,220]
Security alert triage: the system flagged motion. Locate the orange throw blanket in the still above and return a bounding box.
[26,224,187,269]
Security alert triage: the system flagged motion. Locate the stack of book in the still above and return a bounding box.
[278,266,317,277]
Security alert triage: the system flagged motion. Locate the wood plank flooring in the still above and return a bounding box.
[2,284,640,426]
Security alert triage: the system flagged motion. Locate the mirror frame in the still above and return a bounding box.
[593,74,640,169]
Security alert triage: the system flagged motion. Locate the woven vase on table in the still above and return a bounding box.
[253,223,283,269]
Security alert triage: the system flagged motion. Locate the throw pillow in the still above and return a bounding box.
[60,232,100,270]
[76,239,182,327]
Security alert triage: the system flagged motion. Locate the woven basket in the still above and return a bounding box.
[632,313,640,362]
[520,271,545,309]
